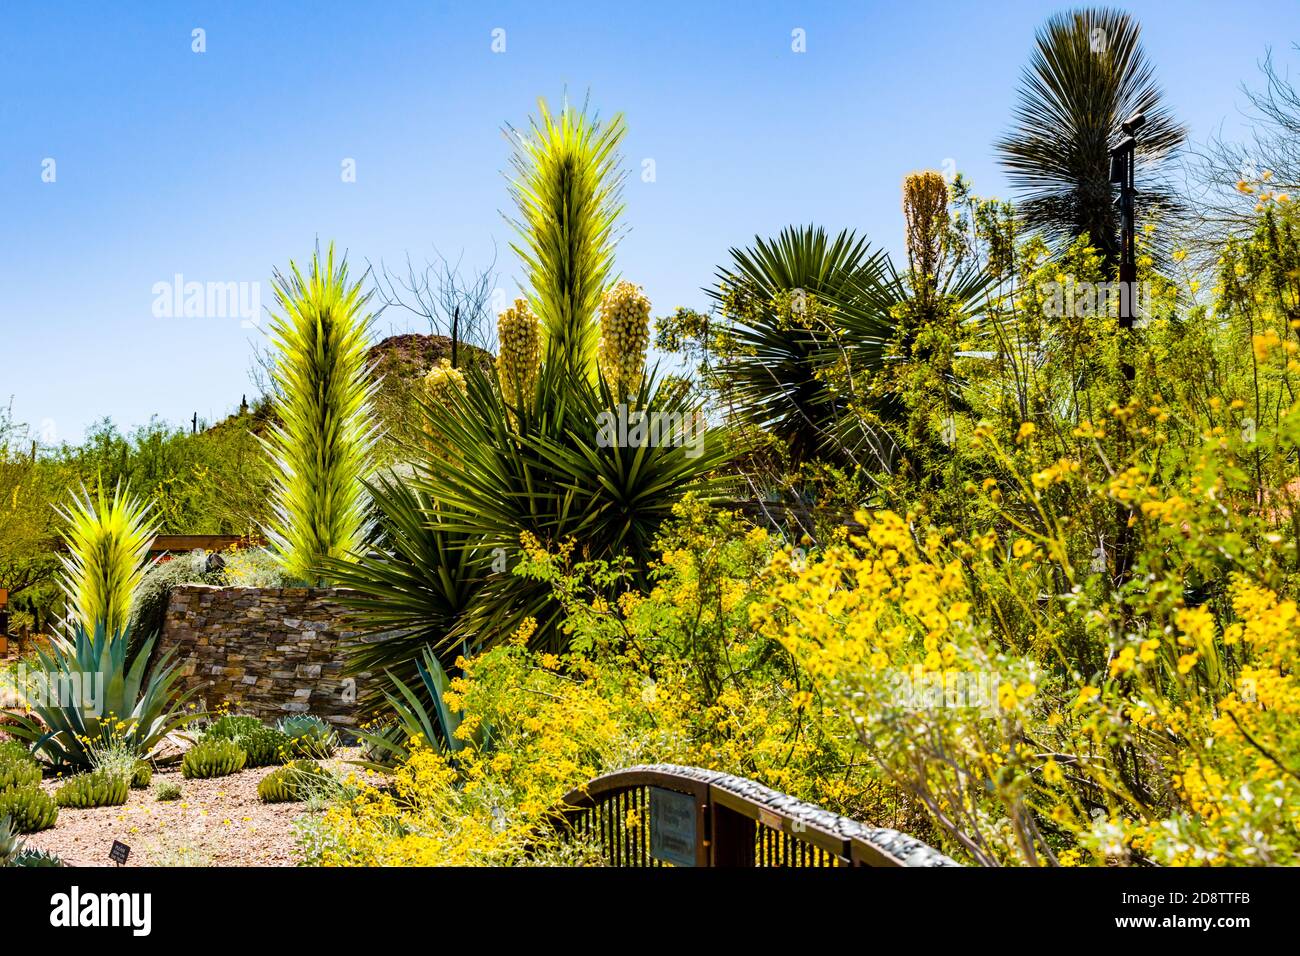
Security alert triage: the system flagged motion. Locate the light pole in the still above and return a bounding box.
[1109,111,1146,385]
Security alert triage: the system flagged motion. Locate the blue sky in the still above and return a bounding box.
[0,0,1293,441]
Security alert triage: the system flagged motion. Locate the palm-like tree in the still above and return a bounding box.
[996,7,1185,266]
[708,225,903,468]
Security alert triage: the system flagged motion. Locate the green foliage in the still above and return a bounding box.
[205,714,290,767]
[704,225,904,468]
[181,738,247,779]
[263,242,378,583]
[0,753,41,793]
[507,96,625,379]
[277,716,338,759]
[0,814,63,866]
[55,770,130,809]
[258,760,332,803]
[327,474,481,708]
[154,780,182,801]
[127,550,225,645]
[995,6,1185,264]
[353,649,465,769]
[0,787,58,833]
[56,480,156,638]
[131,762,153,789]
[2,623,195,771]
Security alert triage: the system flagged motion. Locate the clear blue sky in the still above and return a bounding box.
[1,0,1293,442]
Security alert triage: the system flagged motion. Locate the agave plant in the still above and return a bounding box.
[506,95,625,379]
[996,6,1184,266]
[56,480,155,639]
[1,623,196,771]
[263,242,379,583]
[352,648,468,770]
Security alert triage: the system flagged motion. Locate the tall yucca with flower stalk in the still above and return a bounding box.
[56,480,155,637]
[264,243,378,583]
[598,280,652,402]
[507,96,626,379]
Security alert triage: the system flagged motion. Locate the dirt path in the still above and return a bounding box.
[24,749,372,867]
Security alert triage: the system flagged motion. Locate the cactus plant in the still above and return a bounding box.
[204,714,289,767]
[0,755,42,793]
[597,280,651,401]
[0,787,58,833]
[181,738,247,779]
[55,770,130,809]
[131,761,153,789]
[277,715,338,758]
[1,814,63,867]
[257,760,332,803]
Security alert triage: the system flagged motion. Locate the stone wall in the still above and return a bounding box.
[158,585,369,733]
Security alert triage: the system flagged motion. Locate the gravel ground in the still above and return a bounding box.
[23,748,374,867]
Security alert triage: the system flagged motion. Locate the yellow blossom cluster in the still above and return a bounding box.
[597,280,651,400]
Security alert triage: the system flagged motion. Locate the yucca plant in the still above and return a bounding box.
[507,96,625,379]
[708,225,905,469]
[996,7,1184,266]
[56,480,155,639]
[263,242,379,583]
[1,623,196,771]
[325,474,483,709]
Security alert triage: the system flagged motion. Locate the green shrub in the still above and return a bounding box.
[277,715,338,759]
[257,761,331,803]
[205,714,289,767]
[181,738,247,779]
[0,755,42,793]
[154,780,182,802]
[0,741,36,766]
[0,787,58,833]
[55,770,130,809]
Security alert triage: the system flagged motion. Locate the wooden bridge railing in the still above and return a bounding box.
[549,764,958,867]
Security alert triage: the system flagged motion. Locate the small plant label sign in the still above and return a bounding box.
[109,840,131,866]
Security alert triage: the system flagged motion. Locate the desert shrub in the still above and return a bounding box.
[55,770,130,809]
[258,761,332,803]
[0,787,58,833]
[181,738,247,779]
[154,780,182,801]
[127,549,223,642]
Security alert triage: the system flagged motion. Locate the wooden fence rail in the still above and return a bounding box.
[548,764,958,868]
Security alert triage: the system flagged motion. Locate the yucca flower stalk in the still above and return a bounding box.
[264,243,378,583]
[903,171,950,301]
[421,359,468,458]
[597,280,652,402]
[56,480,155,638]
[496,297,542,411]
[506,96,626,380]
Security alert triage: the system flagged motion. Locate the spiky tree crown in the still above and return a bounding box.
[996,7,1185,265]
[56,480,154,638]
[264,243,378,582]
[506,97,626,380]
